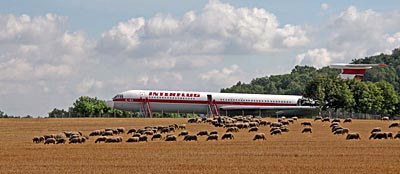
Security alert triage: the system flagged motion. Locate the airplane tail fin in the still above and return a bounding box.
[331,64,387,80]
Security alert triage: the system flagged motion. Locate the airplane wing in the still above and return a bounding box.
[219,105,317,110]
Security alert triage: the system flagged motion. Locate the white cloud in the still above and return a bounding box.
[199,64,242,87]
[76,79,104,94]
[321,3,329,11]
[296,48,340,68]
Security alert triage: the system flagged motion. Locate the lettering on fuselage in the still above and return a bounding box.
[149,92,200,97]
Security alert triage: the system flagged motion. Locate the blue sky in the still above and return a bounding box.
[1,0,400,116]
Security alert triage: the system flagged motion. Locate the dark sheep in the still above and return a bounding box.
[187,118,197,123]
[32,136,41,143]
[151,134,162,141]
[183,135,198,141]
[301,122,312,127]
[259,120,270,126]
[95,136,107,143]
[343,118,352,123]
[126,137,139,142]
[332,126,343,133]
[105,137,123,143]
[330,122,339,128]
[206,134,218,141]
[280,126,289,132]
[302,127,312,133]
[221,133,234,140]
[89,130,102,136]
[178,131,189,137]
[102,131,114,136]
[165,135,177,141]
[331,119,341,123]
[248,127,259,132]
[381,116,389,121]
[288,119,294,124]
[44,138,56,144]
[394,132,400,139]
[197,130,209,136]
[270,129,282,135]
[210,130,218,135]
[56,138,66,144]
[178,124,186,129]
[334,128,349,135]
[322,117,330,122]
[346,133,361,140]
[389,122,399,128]
[281,121,289,125]
[291,116,298,121]
[160,127,170,134]
[139,135,148,142]
[127,128,136,134]
[117,127,125,134]
[270,127,280,132]
[144,131,154,136]
[132,133,141,137]
[253,133,266,141]
[226,127,239,133]
[270,122,282,128]
[314,116,322,121]
[371,127,381,134]
[168,127,176,132]
[69,137,86,144]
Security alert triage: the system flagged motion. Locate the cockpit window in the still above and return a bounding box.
[113,94,123,99]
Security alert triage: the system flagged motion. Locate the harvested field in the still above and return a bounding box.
[0,118,399,174]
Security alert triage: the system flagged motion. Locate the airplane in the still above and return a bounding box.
[107,90,317,117]
[330,63,387,80]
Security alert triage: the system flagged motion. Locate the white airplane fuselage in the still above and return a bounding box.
[109,90,315,116]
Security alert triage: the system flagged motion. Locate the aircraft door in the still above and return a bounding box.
[207,94,212,102]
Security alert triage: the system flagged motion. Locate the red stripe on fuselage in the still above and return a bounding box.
[113,98,296,106]
[342,69,366,75]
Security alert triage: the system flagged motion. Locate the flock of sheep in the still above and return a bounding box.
[32,115,400,144]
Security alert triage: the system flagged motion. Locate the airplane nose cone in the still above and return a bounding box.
[106,100,114,108]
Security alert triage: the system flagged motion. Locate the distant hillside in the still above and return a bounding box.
[221,48,400,95]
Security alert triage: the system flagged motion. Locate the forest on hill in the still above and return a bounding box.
[221,48,400,116]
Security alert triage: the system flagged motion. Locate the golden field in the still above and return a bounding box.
[0,117,399,174]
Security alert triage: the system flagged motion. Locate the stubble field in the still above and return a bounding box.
[0,117,399,174]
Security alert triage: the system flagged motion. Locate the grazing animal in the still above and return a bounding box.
[248,127,259,132]
[132,133,141,137]
[127,128,136,134]
[210,130,218,135]
[69,137,86,144]
[322,117,330,122]
[314,116,322,121]
[160,128,170,134]
[117,127,125,134]
[221,133,234,140]
[32,136,41,143]
[102,131,113,136]
[178,131,189,136]
[206,134,218,141]
[270,122,282,128]
[381,116,389,121]
[183,135,198,141]
[197,130,209,136]
[126,137,139,142]
[302,127,312,133]
[139,136,148,142]
[389,122,399,128]
[343,118,352,123]
[331,119,341,123]
[226,127,239,133]
[165,135,177,141]
[301,122,312,127]
[291,116,298,121]
[346,133,361,140]
[44,138,56,144]
[394,132,400,139]
[105,137,122,143]
[56,138,66,144]
[330,122,339,128]
[270,129,282,135]
[151,134,162,141]
[371,127,381,134]
[95,136,107,143]
[178,124,186,129]
[253,133,266,141]
[259,120,270,126]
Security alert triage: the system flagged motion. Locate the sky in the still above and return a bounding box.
[1,0,400,116]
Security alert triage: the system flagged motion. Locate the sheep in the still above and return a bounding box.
[281,121,289,125]
[197,130,209,136]
[127,128,136,134]
[226,127,239,133]
[144,131,154,136]
[69,137,86,144]
[95,136,107,143]
[343,118,352,123]
[44,138,56,144]
[178,124,186,129]
[187,118,197,123]
[280,126,289,132]
[89,130,102,136]
[116,127,125,134]
[221,133,234,140]
[139,135,148,142]
[270,122,282,128]
[370,132,393,139]
[334,129,344,135]
[291,116,298,121]
[302,127,312,133]
[332,118,341,123]
[183,135,198,141]
[126,137,140,143]
[314,116,322,121]
[248,127,259,132]
[102,131,114,136]
[165,135,177,141]
[270,127,280,132]
[346,133,361,140]
[381,116,389,121]
[105,137,123,143]
[259,120,270,126]
[249,122,259,127]
[160,127,170,134]
[332,126,343,133]
[253,133,266,141]
[32,136,41,143]
[178,131,189,136]
[206,134,218,141]
[56,138,66,144]
[270,129,282,135]
[389,122,399,128]
[322,117,330,122]
[301,122,312,127]
[371,127,381,134]
[287,119,294,124]
[210,130,218,135]
[151,134,162,141]
[394,132,400,139]
[330,122,340,128]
